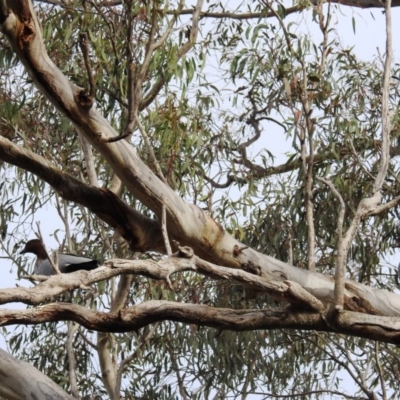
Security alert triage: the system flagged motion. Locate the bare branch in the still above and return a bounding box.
[373,0,393,193]
[115,321,160,397]
[169,346,188,400]
[98,331,117,399]
[135,113,167,183]
[0,256,196,306]
[103,130,130,143]
[5,241,400,318]
[162,201,172,256]
[66,321,80,398]
[1,301,400,344]
[0,348,75,399]
[138,0,204,110]
[203,173,248,189]
[0,252,357,314]
[78,328,97,350]
[375,341,387,400]
[177,0,204,58]
[55,196,73,252]
[317,177,346,310]
[218,140,400,188]
[79,133,99,186]
[365,195,400,217]
[312,333,374,398]
[34,0,400,12]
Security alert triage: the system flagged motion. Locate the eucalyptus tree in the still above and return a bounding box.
[0,0,400,398]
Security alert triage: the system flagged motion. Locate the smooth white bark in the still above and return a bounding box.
[0,348,75,399]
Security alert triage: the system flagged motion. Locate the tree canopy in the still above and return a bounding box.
[1,0,400,398]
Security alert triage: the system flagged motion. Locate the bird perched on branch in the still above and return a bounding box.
[20,239,98,275]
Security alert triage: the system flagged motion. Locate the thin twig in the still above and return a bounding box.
[79,133,99,186]
[349,139,376,181]
[104,131,130,143]
[313,333,375,398]
[55,196,73,252]
[114,322,160,398]
[78,328,98,350]
[168,345,188,400]
[162,200,172,256]
[240,356,256,400]
[375,341,387,400]
[35,222,60,275]
[136,113,167,183]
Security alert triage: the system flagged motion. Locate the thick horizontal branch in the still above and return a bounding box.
[1,301,400,344]
[0,301,325,332]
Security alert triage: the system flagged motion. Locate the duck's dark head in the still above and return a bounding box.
[20,239,48,259]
